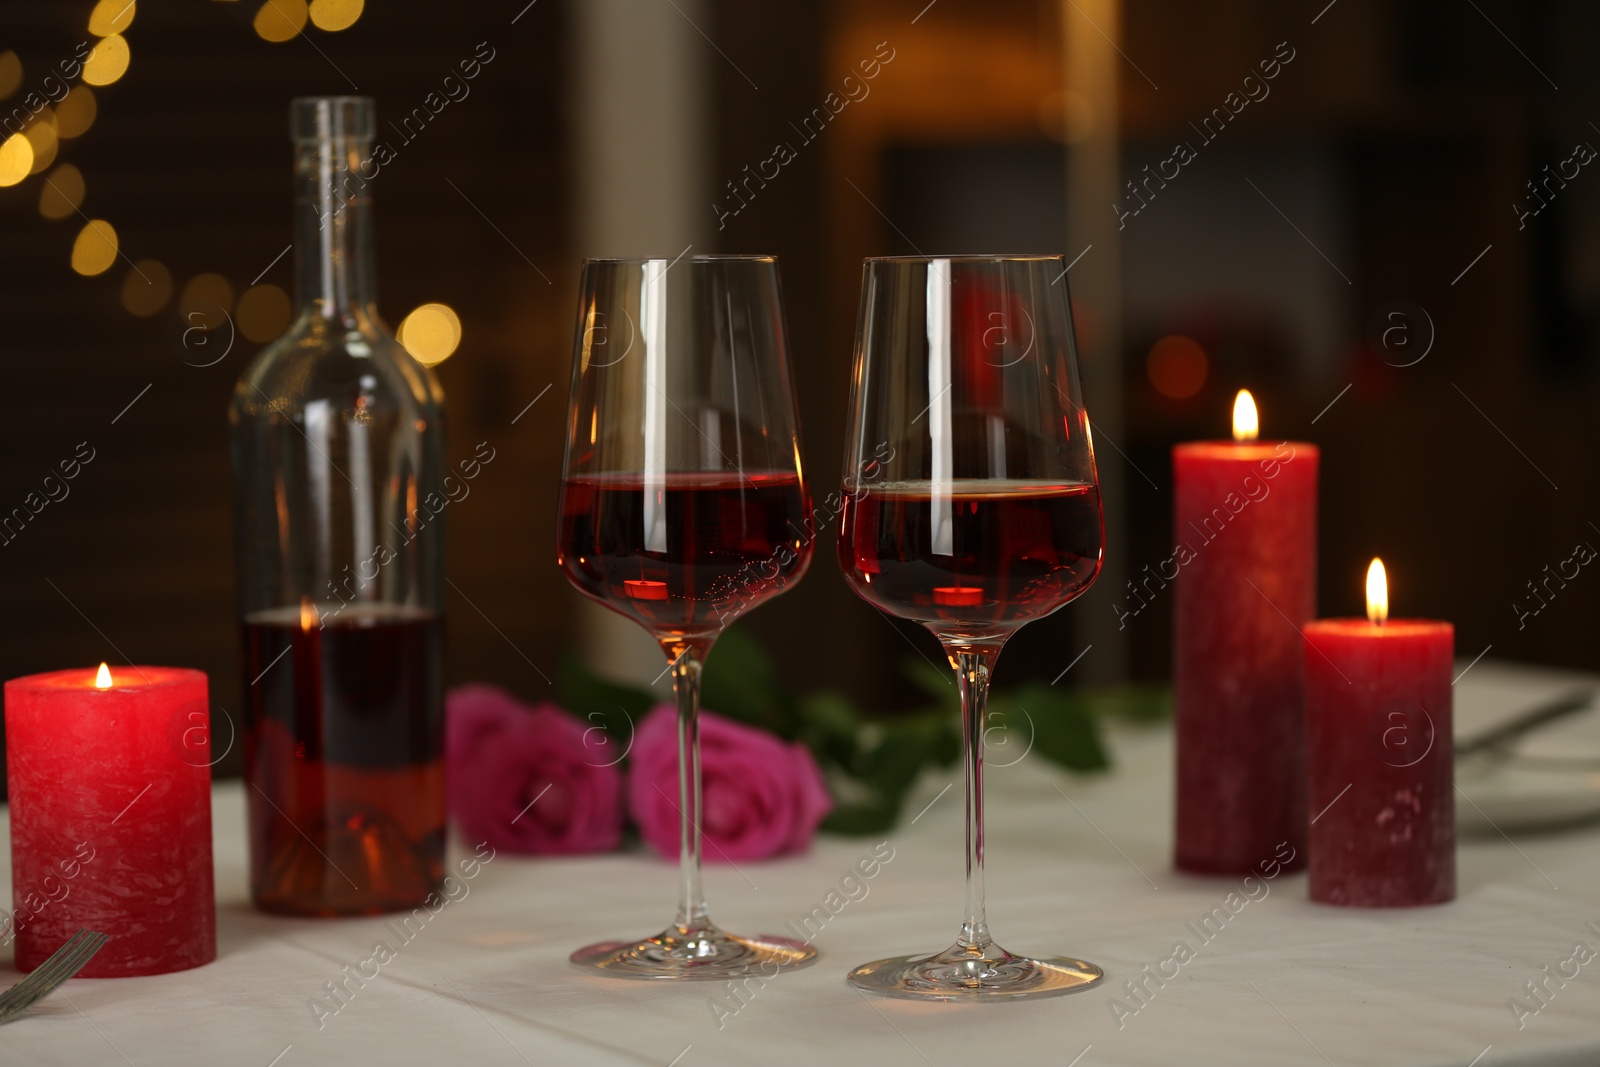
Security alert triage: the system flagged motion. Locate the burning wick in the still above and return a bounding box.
[1366,558,1388,626]
[1232,389,1259,442]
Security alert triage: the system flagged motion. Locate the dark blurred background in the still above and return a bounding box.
[1,0,1597,789]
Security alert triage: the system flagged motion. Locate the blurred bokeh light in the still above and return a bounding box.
[38,164,84,219]
[309,0,364,32]
[1146,335,1209,401]
[0,132,34,186]
[120,259,173,317]
[253,0,308,43]
[88,0,137,37]
[179,273,236,329]
[0,50,21,99]
[55,88,97,139]
[70,219,119,276]
[237,283,292,341]
[398,303,461,366]
[24,118,59,175]
[82,34,131,86]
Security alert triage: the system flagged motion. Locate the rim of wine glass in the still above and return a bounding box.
[864,253,1064,264]
[583,254,777,264]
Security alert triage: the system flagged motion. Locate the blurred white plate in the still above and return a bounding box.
[1454,662,1600,835]
[1456,755,1600,835]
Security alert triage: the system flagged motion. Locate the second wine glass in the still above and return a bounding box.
[837,255,1106,1000]
[556,255,816,979]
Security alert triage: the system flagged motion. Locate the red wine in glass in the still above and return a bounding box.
[838,480,1102,633]
[241,603,444,916]
[559,470,811,639]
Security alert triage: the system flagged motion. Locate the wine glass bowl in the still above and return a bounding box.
[556,255,817,979]
[837,255,1106,1000]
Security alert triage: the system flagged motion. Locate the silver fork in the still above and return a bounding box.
[0,929,108,1024]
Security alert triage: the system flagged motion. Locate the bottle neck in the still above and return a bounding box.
[293,137,377,325]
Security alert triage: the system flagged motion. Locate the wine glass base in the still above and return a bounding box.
[570,922,817,980]
[847,941,1103,1001]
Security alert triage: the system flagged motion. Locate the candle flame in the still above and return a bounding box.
[300,596,318,632]
[1366,558,1388,626]
[94,662,112,689]
[1232,390,1259,441]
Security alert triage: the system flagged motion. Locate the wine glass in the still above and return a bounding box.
[556,255,816,979]
[837,255,1105,1000]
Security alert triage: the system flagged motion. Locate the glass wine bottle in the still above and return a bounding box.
[229,96,447,916]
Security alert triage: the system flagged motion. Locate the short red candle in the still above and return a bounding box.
[1304,569,1454,907]
[1173,392,1318,874]
[5,665,216,976]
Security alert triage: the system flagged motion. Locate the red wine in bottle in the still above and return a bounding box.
[241,603,444,916]
[838,480,1103,633]
[558,470,812,640]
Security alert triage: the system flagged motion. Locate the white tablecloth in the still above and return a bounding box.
[5,660,1600,1066]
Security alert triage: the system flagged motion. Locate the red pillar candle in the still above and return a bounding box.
[5,664,216,976]
[1304,560,1455,907]
[1173,391,1318,874]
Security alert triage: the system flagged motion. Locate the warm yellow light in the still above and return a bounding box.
[237,283,291,341]
[179,272,235,329]
[0,51,21,99]
[309,0,363,32]
[0,131,34,186]
[71,219,119,276]
[398,303,462,367]
[89,0,137,36]
[25,120,58,174]
[1366,558,1388,626]
[82,35,131,86]
[95,662,113,688]
[300,596,317,631]
[1232,389,1259,442]
[39,164,85,219]
[121,260,172,317]
[254,0,308,42]
[55,87,97,139]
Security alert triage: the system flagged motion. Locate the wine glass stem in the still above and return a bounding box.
[951,647,998,950]
[670,647,710,931]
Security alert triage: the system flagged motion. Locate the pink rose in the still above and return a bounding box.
[628,704,832,862]
[446,685,624,855]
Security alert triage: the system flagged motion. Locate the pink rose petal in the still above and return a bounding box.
[446,686,624,855]
[628,704,833,862]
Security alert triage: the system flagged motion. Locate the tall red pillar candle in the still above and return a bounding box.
[4,664,216,976]
[1173,391,1318,874]
[1304,559,1454,907]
